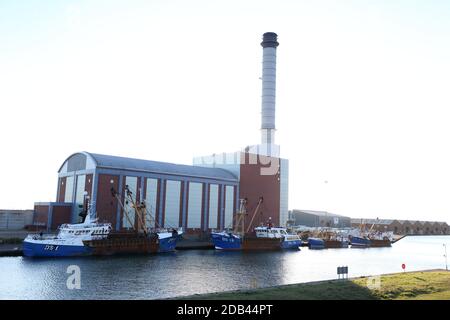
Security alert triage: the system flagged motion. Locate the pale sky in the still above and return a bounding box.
[1,0,449,223]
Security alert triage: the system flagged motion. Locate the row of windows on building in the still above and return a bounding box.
[63,175,89,223]
[122,177,236,230]
[62,174,236,230]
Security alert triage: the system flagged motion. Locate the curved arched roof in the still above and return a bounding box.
[60,152,238,182]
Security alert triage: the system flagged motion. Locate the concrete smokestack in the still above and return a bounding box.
[260,32,279,156]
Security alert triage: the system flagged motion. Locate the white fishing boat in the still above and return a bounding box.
[23,212,112,257]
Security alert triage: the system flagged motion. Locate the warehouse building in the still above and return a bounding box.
[33,150,287,234]
[351,218,449,235]
[289,210,352,228]
[34,152,239,234]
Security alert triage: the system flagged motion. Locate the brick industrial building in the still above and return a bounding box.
[33,151,287,234]
[32,33,289,235]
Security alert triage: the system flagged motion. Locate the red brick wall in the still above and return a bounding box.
[85,174,93,199]
[179,181,185,227]
[51,206,72,230]
[156,179,162,227]
[161,180,167,228]
[203,183,209,231]
[217,184,223,230]
[57,177,66,202]
[96,174,119,227]
[239,152,281,232]
[33,205,49,226]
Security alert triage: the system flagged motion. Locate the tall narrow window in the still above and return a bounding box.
[224,186,234,229]
[145,178,158,229]
[208,184,219,229]
[187,182,202,228]
[164,180,181,228]
[75,175,86,222]
[64,176,74,203]
[123,176,138,229]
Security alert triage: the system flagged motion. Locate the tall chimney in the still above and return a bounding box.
[260,32,279,156]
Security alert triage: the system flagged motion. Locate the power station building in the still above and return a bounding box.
[32,32,290,234]
[33,150,287,234]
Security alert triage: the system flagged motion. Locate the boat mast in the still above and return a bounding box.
[141,201,162,231]
[233,199,248,236]
[245,197,264,234]
[123,185,148,236]
[110,187,138,234]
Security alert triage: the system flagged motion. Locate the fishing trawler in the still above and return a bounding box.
[307,229,349,249]
[82,186,182,255]
[350,233,392,248]
[22,206,112,257]
[23,186,182,257]
[307,237,325,249]
[210,198,301,251]
[350,219,393,248]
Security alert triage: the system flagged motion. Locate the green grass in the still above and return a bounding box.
[352,270,450,300]
[181,270,450,300]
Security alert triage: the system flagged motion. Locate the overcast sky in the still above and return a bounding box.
[1,0,449,222]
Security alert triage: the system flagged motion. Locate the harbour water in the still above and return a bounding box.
[0,236,449,300]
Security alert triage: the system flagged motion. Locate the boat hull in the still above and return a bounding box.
[242,237,284,250]
[158,234,180,252]
[23,241,91,257]
[211,232,300,251]
[350,236,371,248]
[83,232,180,255]
[308,238,325,249]
[369,239,392,247]
[280,239,302,250]
[83,237,159,255]
[324,239,349,248]
[211,232,241,250]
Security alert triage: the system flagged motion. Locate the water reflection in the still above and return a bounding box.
[0,236,449,299]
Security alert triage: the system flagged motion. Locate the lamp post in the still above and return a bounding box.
[444,244,448,271]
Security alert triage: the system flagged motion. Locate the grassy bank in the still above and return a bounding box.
[182,270,450,300]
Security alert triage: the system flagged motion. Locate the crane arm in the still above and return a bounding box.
[245,197,264,234]
[111,187,136,232]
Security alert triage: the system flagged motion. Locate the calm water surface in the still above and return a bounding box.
[0,236,449,299]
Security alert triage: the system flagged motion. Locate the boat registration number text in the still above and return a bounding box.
[221,237,236,242]
[44,245,59,251]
